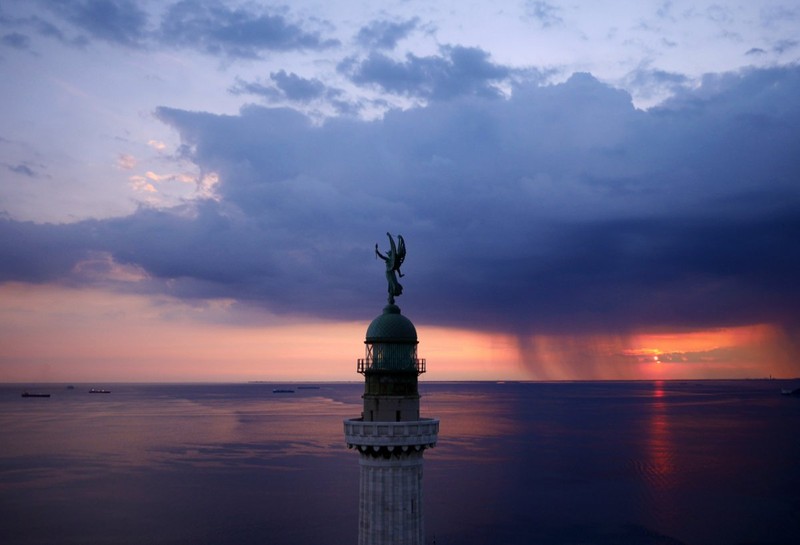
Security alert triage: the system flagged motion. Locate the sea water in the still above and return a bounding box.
[1,381,798,545]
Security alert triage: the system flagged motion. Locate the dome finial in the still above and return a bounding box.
[375,233,406,304]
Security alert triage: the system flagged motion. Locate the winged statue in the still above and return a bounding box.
[375,233,406,304]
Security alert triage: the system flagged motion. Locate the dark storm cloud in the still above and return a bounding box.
[6,163,36,177]
[627,67,688,88]
[1,31,30,49]
[524,1,564,28]
[340,45,513,100]
[0,8,88,47]
[9,1,337,56]
[0,218,95,282]
[230,71,342,106]
[773,39,798,54]
[1,65,799,337]
[158,0,338,58]
[624,67,689,101]
[746,39,799,57]
[269,70,329,102]
[44,0,148,48]
[229,77,283,101]
[356,18,420,50]
[759,4,800,28]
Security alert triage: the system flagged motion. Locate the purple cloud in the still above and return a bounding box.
[1,66,798,341]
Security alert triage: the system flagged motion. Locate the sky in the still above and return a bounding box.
[1,0,799,382]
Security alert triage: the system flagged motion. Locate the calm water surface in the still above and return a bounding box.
[1,381,798,545]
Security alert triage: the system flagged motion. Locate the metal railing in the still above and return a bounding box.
[357,357,426,374]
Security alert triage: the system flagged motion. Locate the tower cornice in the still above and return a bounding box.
[344,418,439,450]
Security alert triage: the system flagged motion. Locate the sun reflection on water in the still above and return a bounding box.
[639,380,680,530]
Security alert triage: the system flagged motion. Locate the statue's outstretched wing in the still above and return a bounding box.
[396,235,406,270]
[387,233,398,270]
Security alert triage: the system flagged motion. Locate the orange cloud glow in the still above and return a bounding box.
[515,324,798,381]
[627,324,798,379]
[1,283,796,383]
[0,283,525,382]
[0,283,353,382]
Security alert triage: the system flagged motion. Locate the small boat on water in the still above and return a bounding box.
[89,388,111,394]
[21,392,50,398]
[780,388,800,397]
[297,386,320,390]
[273,389,295,393]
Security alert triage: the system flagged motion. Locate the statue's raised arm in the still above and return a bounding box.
[376,233,406,304]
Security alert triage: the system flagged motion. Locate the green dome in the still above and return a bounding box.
[366,304,418,343]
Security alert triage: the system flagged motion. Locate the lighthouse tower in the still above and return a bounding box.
[344,234,439,545]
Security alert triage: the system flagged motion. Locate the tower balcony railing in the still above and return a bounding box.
[357,357,426,375]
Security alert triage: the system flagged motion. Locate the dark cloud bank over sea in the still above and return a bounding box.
[1,66,799,347]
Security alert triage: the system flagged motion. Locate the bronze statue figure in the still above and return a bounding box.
[376,233,406,304]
